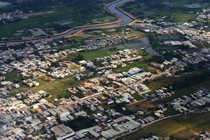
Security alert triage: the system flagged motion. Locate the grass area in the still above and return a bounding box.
[119,112,210,140]
[11,75,82,101]
[5,71,23,82]
[122,0,204,23]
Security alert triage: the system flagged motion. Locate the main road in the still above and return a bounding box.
[0,0,135,46]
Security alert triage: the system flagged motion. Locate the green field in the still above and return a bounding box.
[122,0,209,23]
[119,112,210,140]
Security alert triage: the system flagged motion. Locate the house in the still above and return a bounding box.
[51,124,75,140]
[127,67,143,76]
[13,84,20,88]
[74,111,87,118]
[150,62,163,69]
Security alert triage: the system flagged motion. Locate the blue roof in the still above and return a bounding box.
[127,69,142,76]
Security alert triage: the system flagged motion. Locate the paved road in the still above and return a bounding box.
[0,0,134,46]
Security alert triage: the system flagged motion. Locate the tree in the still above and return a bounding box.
[73,54,85,62]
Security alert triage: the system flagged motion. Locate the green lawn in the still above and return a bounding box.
[119,112,210,140]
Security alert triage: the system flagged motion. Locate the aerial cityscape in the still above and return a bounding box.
[0,0,210,140]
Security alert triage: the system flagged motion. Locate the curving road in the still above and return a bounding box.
[0,0,134,46]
